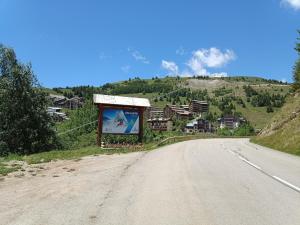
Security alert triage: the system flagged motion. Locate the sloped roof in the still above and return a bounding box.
[93,94,151,107]
[49,94,65,98]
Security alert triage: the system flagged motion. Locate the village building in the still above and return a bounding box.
[218,115,245,129]
[175,110,193,120]
[146,107,164,119]
[180,105,190,111]
[47,107,68,121]
[49,94,67,107]
[185,120,198,133]
[59,96,84,109]
[147,118,173,131]
[189,100,209,114]
[164,104,193,120]
[197,118,212,132]
[185,118,212,133]
[49,94,84,110]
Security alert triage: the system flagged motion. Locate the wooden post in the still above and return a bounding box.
[138,108,144,143]
[97,104,104,146]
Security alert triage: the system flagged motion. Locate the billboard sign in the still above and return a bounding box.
[102,108,140,134]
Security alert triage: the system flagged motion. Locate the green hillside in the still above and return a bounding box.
[252,92,300,156]
[50,76,291,130]
[119,76,290,130]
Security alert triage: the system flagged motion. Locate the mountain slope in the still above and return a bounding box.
[50,76,291,130]
[252,92,300,155]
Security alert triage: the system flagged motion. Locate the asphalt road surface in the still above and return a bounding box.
[1,138,300,225]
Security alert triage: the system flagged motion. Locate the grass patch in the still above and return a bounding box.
[251,136,300,156]
[22,146,144,164]
[0,163,20,176]
[22,135,206,165]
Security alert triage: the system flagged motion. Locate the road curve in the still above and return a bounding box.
[0,138,300,225]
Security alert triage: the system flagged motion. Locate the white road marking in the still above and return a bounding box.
[230,148,300,194]
[272,176,300,193]
[228,150,236,155]
[238,156,262,171]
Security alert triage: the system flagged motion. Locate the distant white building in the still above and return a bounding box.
[47,107,68,121]
[185,120,198,133]
[185,118,212,133]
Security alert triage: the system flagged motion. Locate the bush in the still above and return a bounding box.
[57,101,98,149]
[266,105,274,113]
[234,123,255,136]
[0,141,9,156]
[217,128,233,136]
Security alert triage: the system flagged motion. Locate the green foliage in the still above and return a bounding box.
[293,30,300,90]
[266,105,274,113]
[102,134,139,145]
[213,87,233,97]
[22,145,143,165]
[233,123,255,136]
[203,112,217,122]
[293,59,300,91]
[0,45,58,156]
[218,97,236,115]
[217,127,233,136]
[0,162,20,175]
[173,118,189,131]
[57,101,98,149]
[243,85,258,97]
[106,77,174,95]
[251,92,285,108]
[72,85,104,99]
[235,97,246,108]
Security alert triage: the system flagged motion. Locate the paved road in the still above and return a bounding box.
[1,138,300,225]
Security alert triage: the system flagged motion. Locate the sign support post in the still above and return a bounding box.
[138,108,144,143]
[97,104,103,146]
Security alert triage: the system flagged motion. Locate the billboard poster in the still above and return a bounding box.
[102,108,140,134]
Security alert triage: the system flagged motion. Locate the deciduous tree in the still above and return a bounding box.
[0,44,57,155]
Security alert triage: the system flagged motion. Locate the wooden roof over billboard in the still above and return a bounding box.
[93,94,151,108]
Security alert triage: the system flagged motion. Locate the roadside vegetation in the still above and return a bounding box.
[252,93,300,156]
[252,30,300,156]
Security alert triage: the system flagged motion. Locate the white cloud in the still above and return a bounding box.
[160,47,236,77]
[161,60,179,75]
[176,46,186,55]
[281,0,300,10]
[128,47,150,64]
[186,47,235,76]
[211,72,228,78]
[121,65,131,73]
[281,78,287,83]
[189,48,235,68]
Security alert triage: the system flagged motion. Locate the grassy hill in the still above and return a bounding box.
[121,76,290,130]
[252,92,300,156]
[49,75,291,130]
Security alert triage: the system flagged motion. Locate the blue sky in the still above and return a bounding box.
[1,0,300,87]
